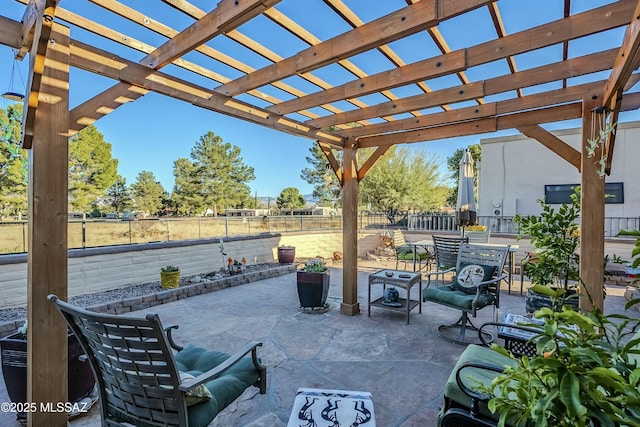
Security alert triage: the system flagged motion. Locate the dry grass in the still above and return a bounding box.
[0,216,344,254]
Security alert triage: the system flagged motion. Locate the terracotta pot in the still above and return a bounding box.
[277,246,296,264]
[296,270,330,308]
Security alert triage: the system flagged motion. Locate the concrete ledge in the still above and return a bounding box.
[0,263,297,337]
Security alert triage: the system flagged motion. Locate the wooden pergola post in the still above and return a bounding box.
[341,143,359,315]
[26,22,70,427]
[579,96,605,312]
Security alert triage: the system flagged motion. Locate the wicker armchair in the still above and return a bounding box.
[49,295,266,427]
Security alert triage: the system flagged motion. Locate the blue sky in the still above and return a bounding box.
[2,0,639,197]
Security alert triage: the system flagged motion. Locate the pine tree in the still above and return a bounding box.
[68,125,118,214]
[276,187,305,213]
[172,132,254,216]
[131,171,164,216]
[104,175,132,216]
[300,143,342,207]
[0,104,27,219]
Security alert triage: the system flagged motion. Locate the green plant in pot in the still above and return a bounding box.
[160,265,180,288]
[515,189,581,313]
[296,259,330,309]
[479,298,640,427]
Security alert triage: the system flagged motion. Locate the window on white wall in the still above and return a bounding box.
[544,183,624,204]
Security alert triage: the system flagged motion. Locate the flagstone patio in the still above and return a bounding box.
[0,258,632,427]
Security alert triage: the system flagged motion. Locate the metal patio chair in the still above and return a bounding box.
[431,235,469,283]
[49,295,267,427]
[422,243,510,345]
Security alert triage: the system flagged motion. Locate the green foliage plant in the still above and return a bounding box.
[161,265,179,273]
[301,259,327,273]
[514,188,580,296]
[480,300,640,427]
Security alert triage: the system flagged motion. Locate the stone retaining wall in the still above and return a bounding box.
[0,264,297,337]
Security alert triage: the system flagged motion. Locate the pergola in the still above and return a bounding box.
[1,0,640,424]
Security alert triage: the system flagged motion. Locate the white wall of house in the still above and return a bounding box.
[479,120,640,219]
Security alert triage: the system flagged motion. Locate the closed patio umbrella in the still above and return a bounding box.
[456,149,477,235]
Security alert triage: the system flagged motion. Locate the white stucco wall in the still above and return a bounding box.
[479,121,640,219]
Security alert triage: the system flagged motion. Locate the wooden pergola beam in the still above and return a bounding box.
[357,146,391,181]
[337,81,602,139]
[580,96,606,312]
[141,0,281,70]
[27,21,69,427]
[67,40,344,146]
[158,0,373,125]
[357,103,583,147]
[603,0,640,109]
[317,142,343,183]
[309,48,618,128]
[277,0,633,122]
[267,50,467,116]
[216,0,492,96]
[20,0,59,149]
[601,1,640,174]
[517,125,581,171]
[68,0,278,139]
[15,0,56,59]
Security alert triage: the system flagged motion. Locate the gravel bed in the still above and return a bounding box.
[0,263,283,324]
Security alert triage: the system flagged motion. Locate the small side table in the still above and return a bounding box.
[498,313,543,357]
[368,270,422,324]
[288,388,375,427]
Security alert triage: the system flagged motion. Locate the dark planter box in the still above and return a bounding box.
[0,332,95,420]
[525,288,580,313]
[296,270,330,308]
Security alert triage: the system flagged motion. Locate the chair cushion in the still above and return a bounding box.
[452,263,496,293]
[422,285,495,310]
[443,344,517,420]
[175,344,261,427]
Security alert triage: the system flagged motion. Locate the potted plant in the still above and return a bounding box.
[480,300,640,426]
[296,259,330,308]
[277,245,296,264]
[0,321,96,422]
[227,257,246,274]
[160,265,180,288]
[514,189,580,313]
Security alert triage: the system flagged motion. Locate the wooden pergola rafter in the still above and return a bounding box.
[2,1,640,424]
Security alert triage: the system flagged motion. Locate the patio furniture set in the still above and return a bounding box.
[24,240,552,426]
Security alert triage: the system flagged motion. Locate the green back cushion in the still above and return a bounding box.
[443,344,517,420]
[175,344,260,427]
[453,263,496,293]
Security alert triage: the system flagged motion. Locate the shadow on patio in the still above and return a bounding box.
[0,259,632,427]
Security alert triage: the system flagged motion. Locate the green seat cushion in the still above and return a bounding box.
[422,285,495,310]
[443,344,516,420]
[175,344,261,427]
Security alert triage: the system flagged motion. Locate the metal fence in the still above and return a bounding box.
[0,215,343,255]
[2,212,638,255]
[407,213,640,237]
